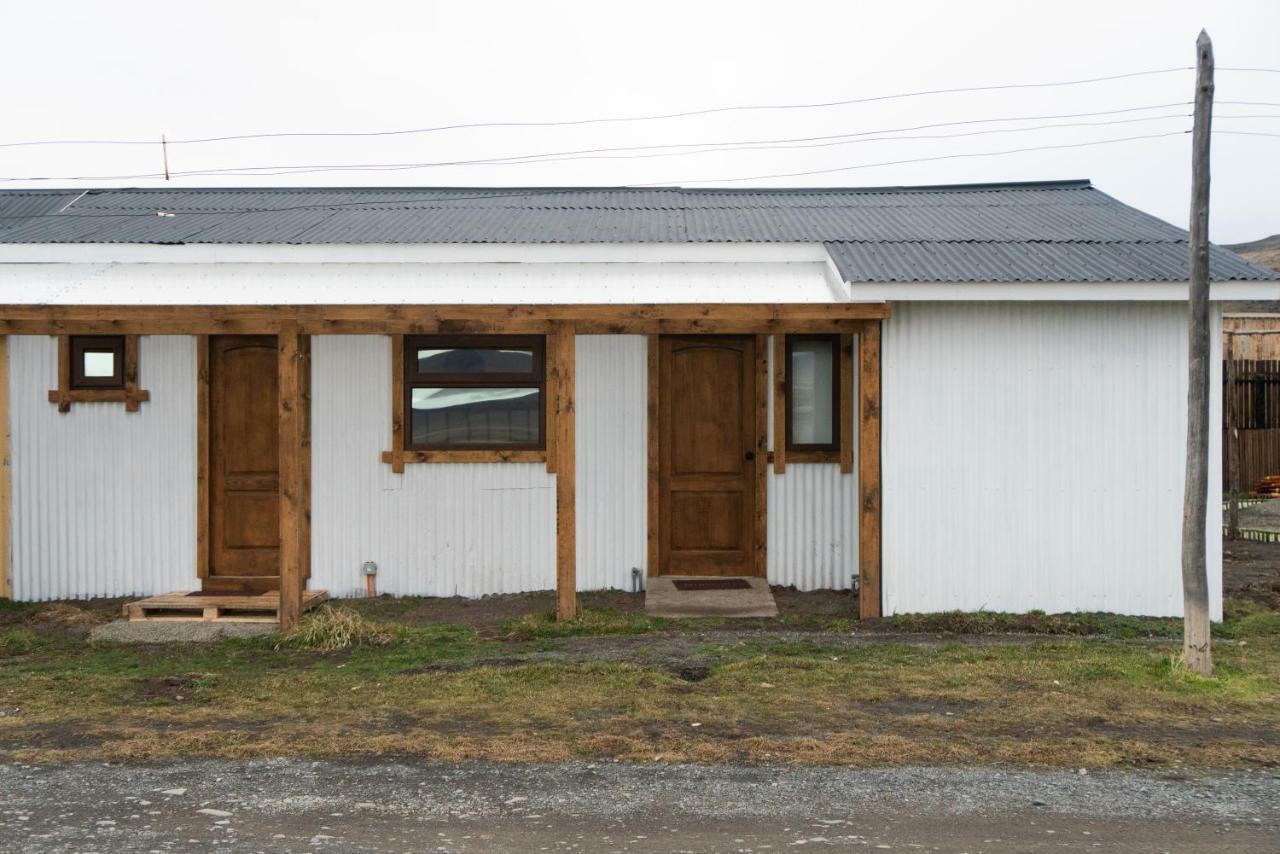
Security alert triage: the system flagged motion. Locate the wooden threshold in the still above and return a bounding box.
[124,590,328,623]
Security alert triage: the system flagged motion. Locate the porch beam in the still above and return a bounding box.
[858,321,883,619]
[0,303,889,336]
[277,324,309,631]
[552,322,578,621]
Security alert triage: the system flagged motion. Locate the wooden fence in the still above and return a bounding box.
[1223,358,1280,492]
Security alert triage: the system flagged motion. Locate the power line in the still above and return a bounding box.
[638,131,1193,185]
[10,106,1265,183]
[0,130,1192,221]
[0,67,1203,149]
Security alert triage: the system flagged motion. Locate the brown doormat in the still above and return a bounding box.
[672,578,752,591]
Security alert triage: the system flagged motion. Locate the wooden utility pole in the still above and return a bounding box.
[1181,29,1214,677]
[1225,332,1240,540]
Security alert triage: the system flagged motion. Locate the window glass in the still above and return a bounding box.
[416,347,535,375]
[789,338,835,446]
[410,387,541,447]
[82,351,116,378]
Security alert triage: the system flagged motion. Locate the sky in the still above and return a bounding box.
[2,0,1278,244]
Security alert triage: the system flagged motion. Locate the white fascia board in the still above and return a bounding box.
[0,242,831,265]
[846,281,1280,302]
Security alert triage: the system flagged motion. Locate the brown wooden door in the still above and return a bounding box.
[659,335,759,576]
[207,335,280,592]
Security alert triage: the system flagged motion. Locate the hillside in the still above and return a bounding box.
[1227,234,1280,272]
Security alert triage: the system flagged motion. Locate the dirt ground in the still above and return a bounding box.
[1224,539,1280,609]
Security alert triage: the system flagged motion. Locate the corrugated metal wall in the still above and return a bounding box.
[9,335,197,600]
[881,302,1223,619]
[766,336,859,590]
[575,336,647,590]
[310,336,555,598]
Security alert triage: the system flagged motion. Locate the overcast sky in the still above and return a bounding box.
[2,0,1277,243]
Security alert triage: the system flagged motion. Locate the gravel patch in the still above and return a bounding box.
[1238,498,1280,533]
[1,760,1275,852]
[89,620,277,644]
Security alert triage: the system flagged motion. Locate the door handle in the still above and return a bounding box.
[744,451,755,460]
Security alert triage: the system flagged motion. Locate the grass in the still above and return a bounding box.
[276,605,402,651]
[1,599,1277,768]
[502,607,678,640]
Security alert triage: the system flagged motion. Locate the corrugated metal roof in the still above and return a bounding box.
[0,181,1274,282]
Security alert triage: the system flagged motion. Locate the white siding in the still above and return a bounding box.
[310,336,555,598]
[766,336,859,590]
[0,261,845,305]
[881,302,1223,619]
[575,336,647,591]
[9,336,197,600]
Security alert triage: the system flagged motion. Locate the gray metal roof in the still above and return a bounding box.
[0,181,1274,282]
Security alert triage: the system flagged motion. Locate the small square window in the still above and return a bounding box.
[70,335,125,389]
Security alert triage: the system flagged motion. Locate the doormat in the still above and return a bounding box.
[673,578,752,591]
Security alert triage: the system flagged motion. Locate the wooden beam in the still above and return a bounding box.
[54,335,70,413]
[840,333,854,475]
[0,303,890,336]
[123,334,142,412]
[646,335,660,578]
[772,334,786,474]
[389,335,405,474]
[552,322,577,621]
[858,322,882,619]
[300,334,312,583]
[277,325,306,631]
[0,336,9,599]
[195,336,210,581]
[754,334,769,578]
[545,332,557,475]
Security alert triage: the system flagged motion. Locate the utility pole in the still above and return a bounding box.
[1181,29,1214,677]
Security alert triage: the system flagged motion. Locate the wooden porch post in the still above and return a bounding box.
[278,325,309,631]
[553,322,578,621]
[0,336,10,600]
[858,321,883,619]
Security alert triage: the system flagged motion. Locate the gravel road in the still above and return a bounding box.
[1,760,1275,852]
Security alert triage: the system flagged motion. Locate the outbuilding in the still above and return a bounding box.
[0,180,1275,626]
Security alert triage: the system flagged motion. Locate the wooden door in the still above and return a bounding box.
[659,335,759,576]
[207,335,280,592]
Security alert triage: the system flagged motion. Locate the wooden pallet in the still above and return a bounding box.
[124,590,328,623]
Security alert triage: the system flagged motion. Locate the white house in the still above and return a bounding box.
[0,181,1275,624]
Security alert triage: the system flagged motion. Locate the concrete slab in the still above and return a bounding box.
[89,620,277,644]
[644,576,778,618]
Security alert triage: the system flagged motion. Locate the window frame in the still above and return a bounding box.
[69,335,126,389]
[402,334,547,452]
[784,333,841,455]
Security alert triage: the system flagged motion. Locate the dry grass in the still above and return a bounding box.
[275,605,400,651]
[2,621,1278,768]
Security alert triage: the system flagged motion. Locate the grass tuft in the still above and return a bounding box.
[503,607,673,640]
[276,605,401,651]
[0,628,36,658]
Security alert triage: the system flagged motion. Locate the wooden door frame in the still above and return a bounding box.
[196,335,311,590]
[647,333,767,579]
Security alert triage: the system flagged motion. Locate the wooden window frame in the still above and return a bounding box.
[70,335,125,389]
[383,334,549,466]
[772,333,854,471]
[784,333,842,458]
[47,334,150,413]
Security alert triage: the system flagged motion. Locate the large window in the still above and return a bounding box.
[785,334,839,452]
[403,335,545,450]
